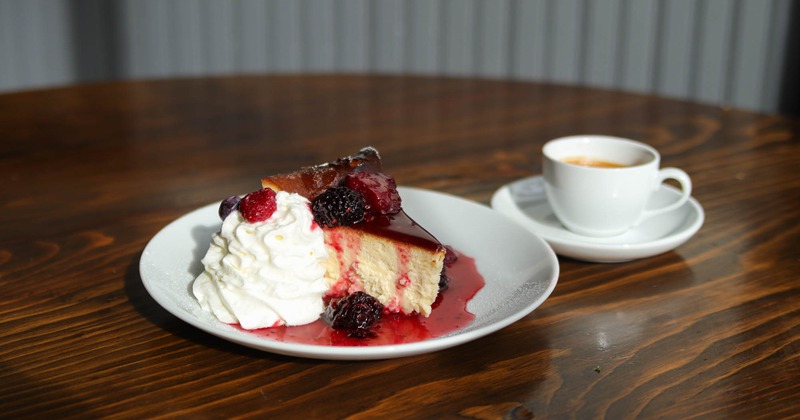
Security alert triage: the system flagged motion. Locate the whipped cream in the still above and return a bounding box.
[193,191,328,329]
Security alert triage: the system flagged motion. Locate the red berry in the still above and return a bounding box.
[239,188,277,223]
[343,172,401,215]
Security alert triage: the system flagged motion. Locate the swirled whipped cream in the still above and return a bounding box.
[193,191,329,329]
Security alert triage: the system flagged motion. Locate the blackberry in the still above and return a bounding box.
[439,270,450,291]
[439,245,456,291]
[323,292,384,338]
[312,186,366,227]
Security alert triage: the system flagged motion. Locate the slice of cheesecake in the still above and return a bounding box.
[262,147,446,317]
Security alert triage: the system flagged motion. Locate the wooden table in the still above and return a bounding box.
[2,75,798,418]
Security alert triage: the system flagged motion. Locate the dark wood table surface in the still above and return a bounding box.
[2,75,798,418]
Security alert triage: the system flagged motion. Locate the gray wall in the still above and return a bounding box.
[0,0,796,114]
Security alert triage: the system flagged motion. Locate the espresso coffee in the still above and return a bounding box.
[561,156,627,168]
[544,135,692,237]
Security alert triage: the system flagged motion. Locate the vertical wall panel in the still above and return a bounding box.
[584,0,623,88]
[146,0,172,77]
[16,0,49,86]
[693,0,735,106]
[269,0,303,71]
[336,0,369,71]
[619,0,658,92]
[69,0,119,83]
[407,0,441,74]
[170,0,205,76]
[762,0,792,114]
[0,0,794,113]
[0,1,18,90]
[204,1,237,74]
[476,0,512,78]
[123,0,172,77]
[5,0,74,88]
[655,0,698,98]
[238,0,270,72]
[730,0,773,111]
[41,0,74,86]
[116,0,134,77]
[549,0,584,83]
[442,0,478,75]
[304,0,336,72]
[510,0,549,80]
[371,0,406,72]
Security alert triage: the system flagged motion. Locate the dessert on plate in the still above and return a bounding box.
[193,147,448,336]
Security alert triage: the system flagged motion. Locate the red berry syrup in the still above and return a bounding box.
[237,248,484,346]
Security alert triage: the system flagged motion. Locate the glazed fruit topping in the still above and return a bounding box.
[261,147,382,201]
[239,188,278,223]
[312,186,366,227]
[323,291,384,338]
[344,172,401,215]
[218,195,242,221]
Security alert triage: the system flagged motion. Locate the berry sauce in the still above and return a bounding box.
[357,210,443,252]
[235,248,484,346]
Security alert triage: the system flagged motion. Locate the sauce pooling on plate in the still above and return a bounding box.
[237,248,484,346]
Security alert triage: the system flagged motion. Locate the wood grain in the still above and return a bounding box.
[1,75,798,418]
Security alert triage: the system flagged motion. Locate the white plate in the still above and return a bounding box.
[491,176,704,263]
[140,187,559,360]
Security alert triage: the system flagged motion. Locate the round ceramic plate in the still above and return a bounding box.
[140,187,559,360]
[491,176,704,263]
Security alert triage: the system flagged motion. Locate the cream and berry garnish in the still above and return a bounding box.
[195,147,482,341]
[299,170,447,338]
[192,188,329,330]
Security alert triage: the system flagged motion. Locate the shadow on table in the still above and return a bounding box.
[1,361,98,417]
[123,250,300,362]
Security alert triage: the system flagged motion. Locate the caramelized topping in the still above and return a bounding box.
[261,147,382,200]
[260,147,444,252]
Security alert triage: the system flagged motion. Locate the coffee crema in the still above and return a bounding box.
[561,156,628,168]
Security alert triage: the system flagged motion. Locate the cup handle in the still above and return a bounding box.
[635,168,692,225]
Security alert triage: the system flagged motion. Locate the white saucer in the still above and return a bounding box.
[491,176,704,263]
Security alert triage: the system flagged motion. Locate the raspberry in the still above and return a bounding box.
[323,291,384,338]
[238,188,277,223]
[312,186,366,227]
[218,195,241,221]
[343,172,401,215]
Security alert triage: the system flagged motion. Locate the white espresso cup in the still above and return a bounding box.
[542,135,692,237]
